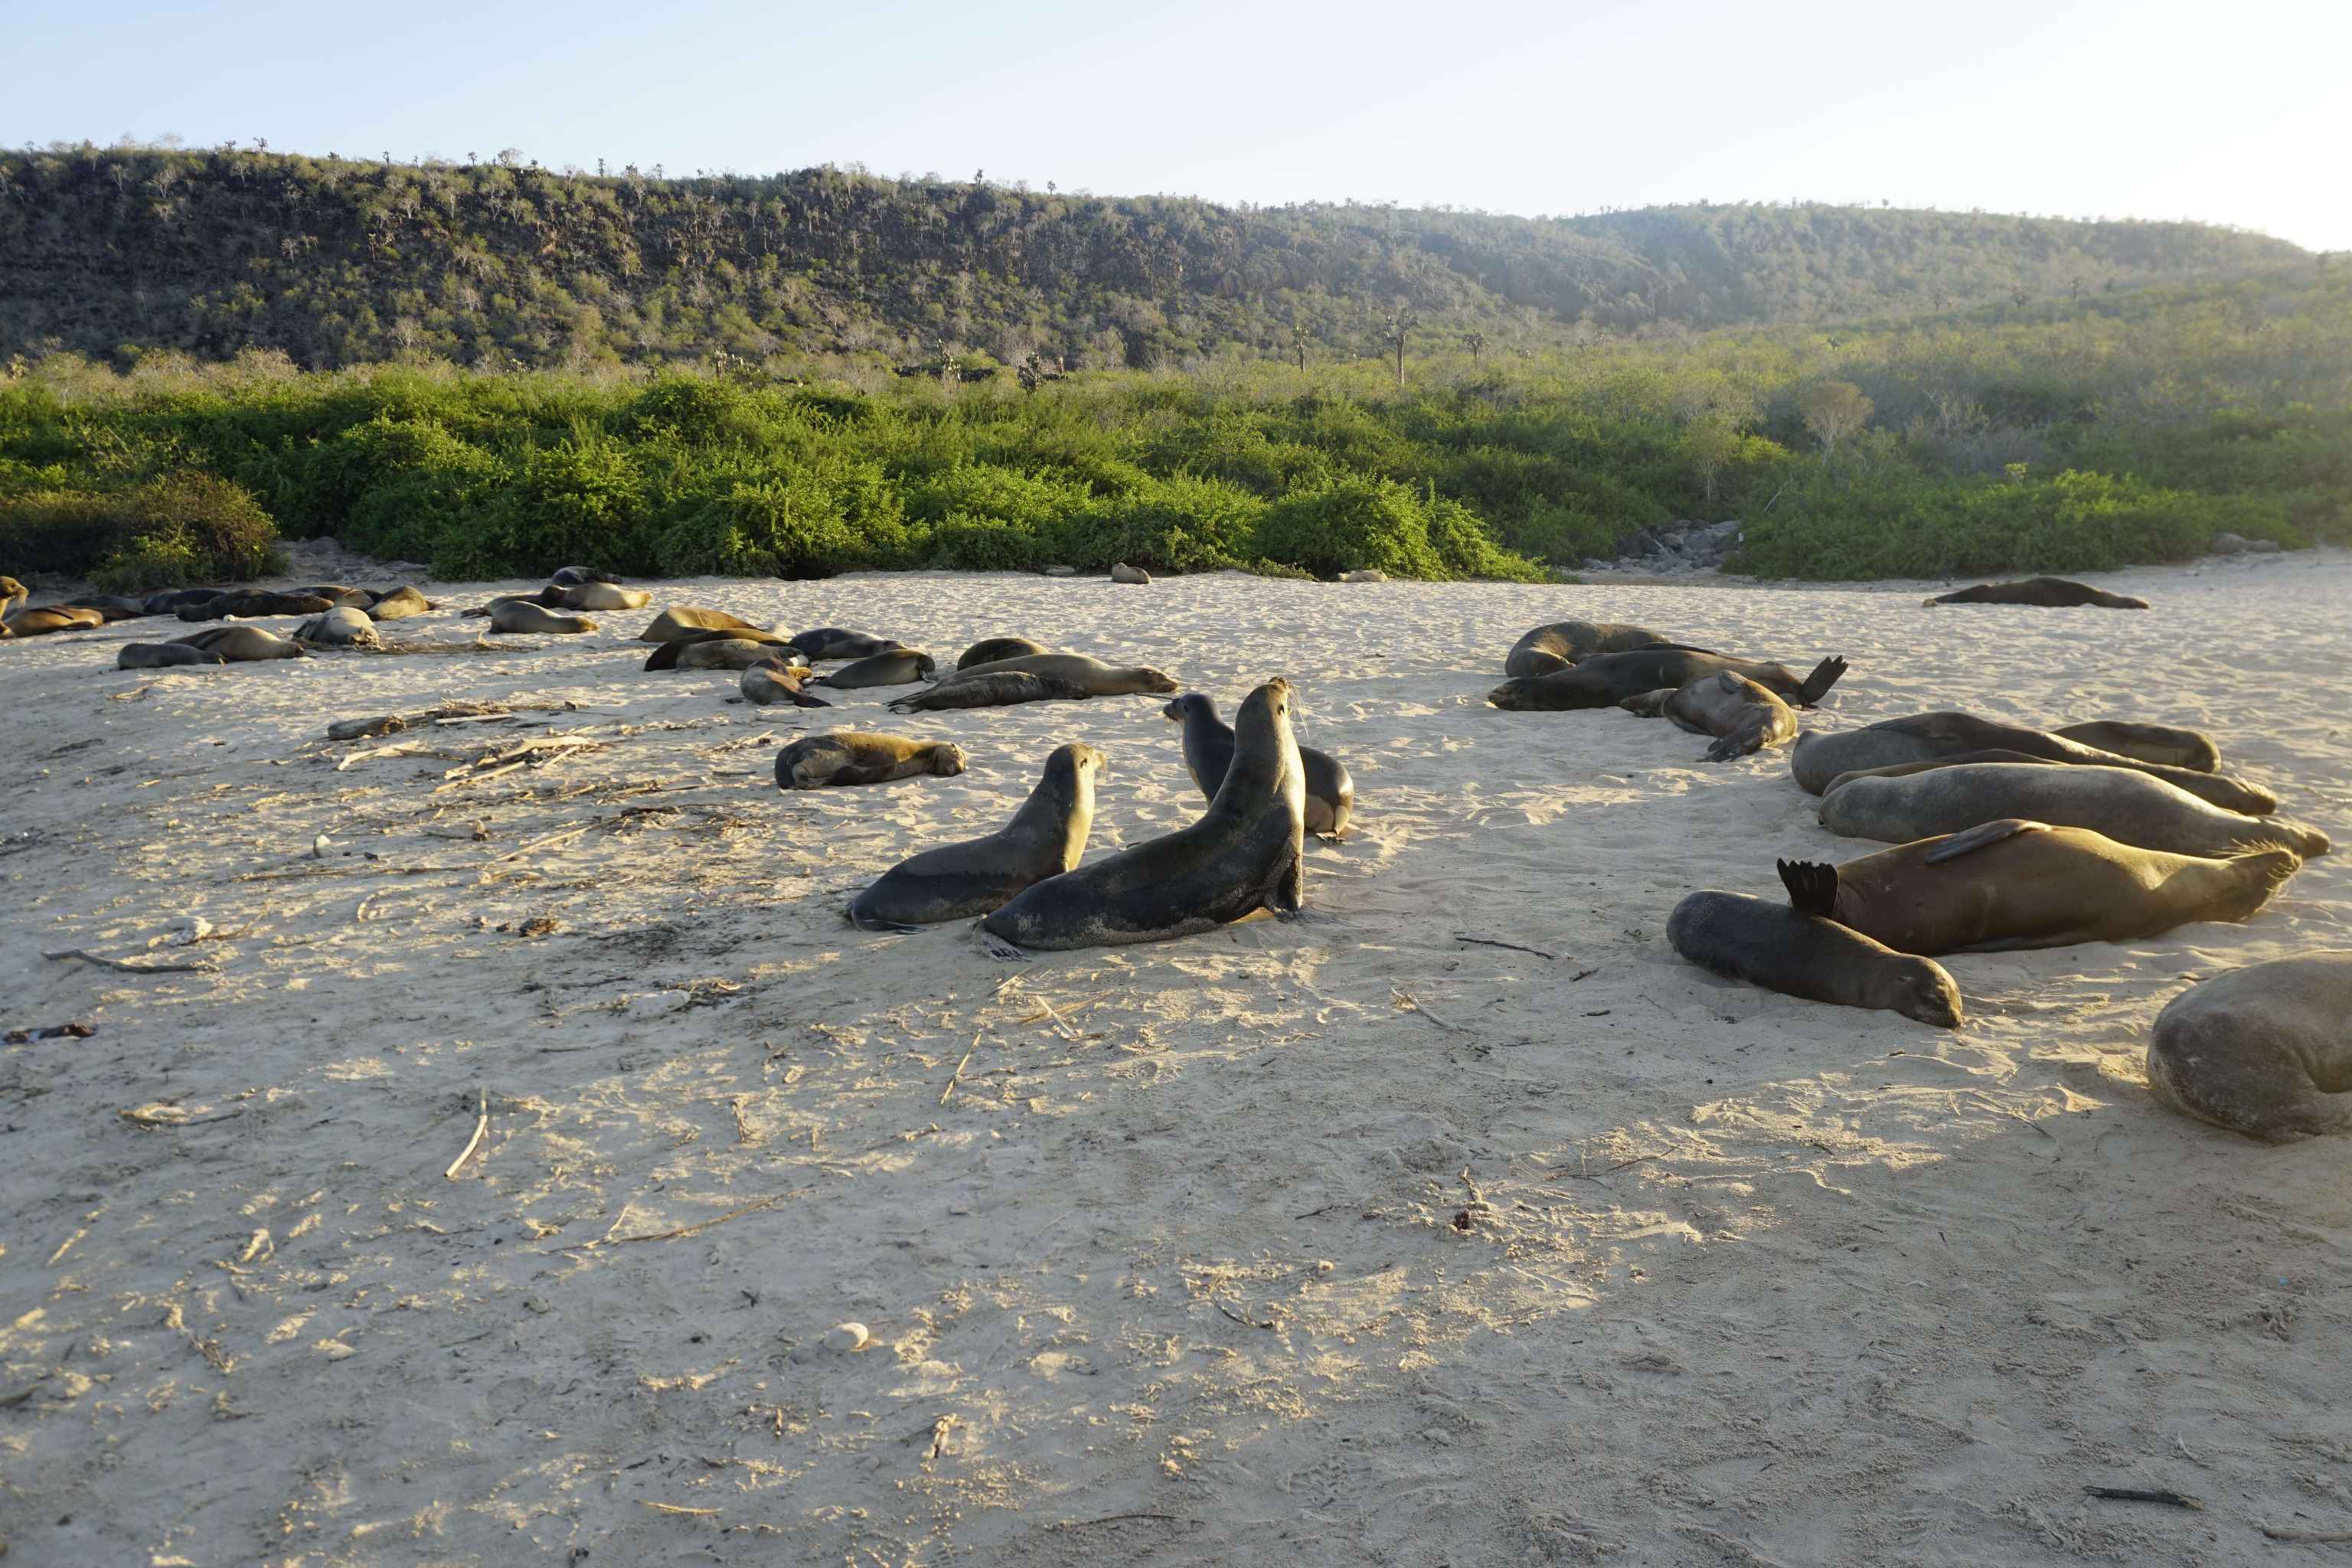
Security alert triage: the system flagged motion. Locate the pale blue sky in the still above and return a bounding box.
[8,0,2348,248]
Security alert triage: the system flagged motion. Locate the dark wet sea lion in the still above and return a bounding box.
[550,566,622,586]
[2053,720,2220,773]
[1620,671,1798,760]
[642,627,794,670]
[958,636,1053,671]
[1668,890,1963,1027]
[142,588,224,616]
[888,671,1091,712]
[170,626,308,662]
[2148,952,2352,1143]
[1789,712,2275,815]
[489,599,599,635]
[1490,648,1847,712]
[1504,620,1671,678]
[1165,691,1354,838]
[813,648,936,688]
[362,585,435,620]
[178,590,336,621]
[1926,577,2149,609]
[1818,763,2331,859]
[5,606,108,637]
[116,642,227,669]
[641,606,769,642]
[849,743,1104,931]
[741,658,831,707]
[946,652,1178,697]
[775,731,968,789]
[980,678,1306,951]
[790,628,902,661]
[1775,820,2300,955]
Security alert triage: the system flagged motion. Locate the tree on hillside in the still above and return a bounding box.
[1798,381,1873,457]
[1685,416,1743,505]
[1289,325,1308,371]
[1380,305,1417,387]
[1466,330,1486,364]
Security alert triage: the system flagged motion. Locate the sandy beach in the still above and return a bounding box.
[4,548,2350,1566]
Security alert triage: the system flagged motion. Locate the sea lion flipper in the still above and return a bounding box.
[1795,656,1850,707]
[795,692,833,708]
[975,927,1031,962]
[1922,818,2047,865]
[643,643,682,671]
[1775,859,1841,918]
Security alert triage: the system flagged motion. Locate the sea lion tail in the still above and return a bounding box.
[795,692,834,708]
[1795,656,1850,707]
[1775,859,1840,918]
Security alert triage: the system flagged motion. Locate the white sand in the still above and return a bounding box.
[4,550,2349,1565]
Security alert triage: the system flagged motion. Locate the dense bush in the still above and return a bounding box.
[0,470,283,586]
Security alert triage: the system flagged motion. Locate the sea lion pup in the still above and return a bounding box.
[1788,712,2275,815]
[0,577,24,619]
[670,636,799,671]
[1818,763,2331,860]
[1775,821,2301,955]
[1504,619,1671,678]
[488,599,599,635]
[2147,953,2352,1143]
[812,648,935,688]
[4,605,107,637]
[1164,691,1354,838]
[170,626,308,661]
[741,658,832,707]
[642,627,797,671]
[294,606,382,647]
[361,584,435,620]
[980,678,1307,952]
[775,730,968,789]
[641,606,771,642]
[848,743,1105,932]
[889,671,1090,713]
[2053,720,2220,773]
[1926,577,2149,609]
[789,628,902,661]
[1620,671,1798,761]
[958,636,1052,671]
[550,566,621,586]
[1490,646,1847,713]
[143,587,223,616]
[116,642,226,670]
[555,581,651,611]
[1668,890,1963,1027]
[945,652,1179,697]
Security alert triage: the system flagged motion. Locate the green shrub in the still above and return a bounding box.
[0,470,282,585]
[439,434,649,578]
[1252,478,1450,579]
[930,513,1052,572]
[1051,473,1263,573]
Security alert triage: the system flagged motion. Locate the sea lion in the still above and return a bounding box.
[1490,647,1847,712]
[789,628,902,661]
[1926,577,2149,609]
[741,658,831,707]
[294,606,381,647]
[170,626,307,662]
[1818,763,2331,859]
[1667,890,1963,1027]
[1619,671,1798,760]
[813,648,936,688]
[1775,821,2300,954]
[642,628,796,671]
[1789,713,2275,815]
[62,595,152,622]
[671,636,796,671]
[848,743,1105,931]
[550,566,621,586]
[957,636,1052,670]
[4,605,107,637]
[979,678,1306,951]
[556,582,651,611]
[299,584,376,608]
[1165,691,1354,838]
[142,588,222,616]
[1110,562,1152,584]
[1821,750,2064,792]
[489,599,599,635]
[775,731,968,789]
[641,606,771,642]
[946,652,1178,697]
[1504,620,1671,678]
[2053,720,2220,773]
[116,642,226,669]
[361,585,435,620]
[2147,952,2352,1143]
[0,577,24,619]
[178,590,336,621]
[888,671,1092,713]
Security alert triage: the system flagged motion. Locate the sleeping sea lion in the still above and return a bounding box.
[170,626,308,662]
[0,577,25,619]
[1667,890,1963,1027]
[1619,671,1798,760]
[179,590,338,621]
[556,582,651,611]
[978,678,1306,951]
[142,588,222,616]
[1490,648,1847,712]
[2053,720,2220,773]
[946,652,1178,697]
[489,599,599,635]
[295,607,381,648]
[812,648,936,688]
[774,731,967,789]
[957,636,1052,671]
[116,642,227,669]
[1775,821,2300,955]
[2148,953,2352,1142]
[362,585,435,620]
[61,595,152,622]
[888,672,1090,713]
[299,584,376,609]
[1818,763,2330,859]
[1165,691,1354,838]
[641,606,772,643]
[642,628,795,671]
[671,637,794,671]
[1788,713,2274,815]
[789,628,901,661]
[1925,577,2149,609]
[741,658,831,707]
[4,606,107,637]
[1504,620,1671,678]
[550,566,622,586]
[848,743,1104,931]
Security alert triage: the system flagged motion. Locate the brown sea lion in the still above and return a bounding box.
[1668,890,1963,1027]
[1490,647,1847,712]
[957,636,1053,671]
[60,595,152,622]
[775,731,967,789]
[849,743,1104,931]
[1789,712,2274,815]
[741,658,831,707]
[671,636,795,671]
[0,577,25,619]
[947,652,1178,697]
[4,605,107,637]
[116,642,227,669]
[979,678,1306,952]
[2148,953,2352,1143]
[170,626,308,662]
[1619,671,1798,760]
[362,585,435,620]
[1821,750,2063,793]
[789,628,903,661]
[888,672,1091,713]
[642,627,795,671]
[1775,821,2300,954]
[1165,691,1354,839]
[641,606,772,642]
[556,582,651,611]
[1818,763,2331,859]
[299,584,377,609]
[178,590,337,621]
[812,648,936,688]
[489,599,599,635]
[1504,620,1671,678]
[1926,577,2148,609]
[2053,720,2220,773]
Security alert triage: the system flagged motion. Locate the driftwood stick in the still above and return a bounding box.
[590,1189,805,1248]
[44,948,218,976]
[939,1033,979,1106]
[2082,1485,2202,1510]
[1392,987,1466,1033]
[2262,1524,2352,1543]
[1050,1513,1184,1530]
[444,1090,488,1179]
[1454,933,1558,960]
[497,822,596,862]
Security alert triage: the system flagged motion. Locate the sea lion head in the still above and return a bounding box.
[1162,693,1215,725]
[911,652,937,678]
[926,743,970,777]
[1876,956,1965,1029]
[1130,666,1179,695]
[1046,742,1107,795]
[1486,678,1540,711]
